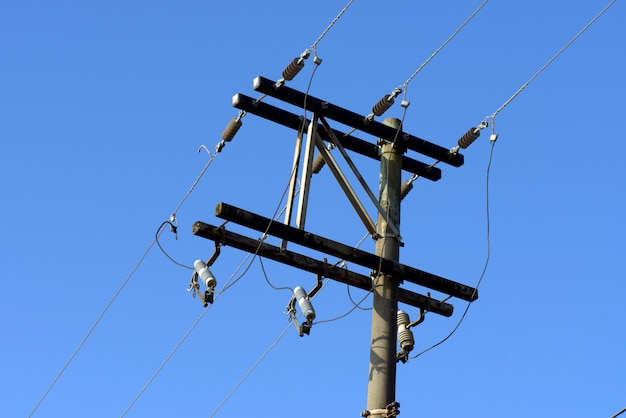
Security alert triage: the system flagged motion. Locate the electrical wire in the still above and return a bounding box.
[208,323,291,418]
[489,0,617,121]
[208,278,330,417]
[28,150,219,417]
[120,304,211,418]
[155,221,193,270]
[311,0,354,54]
[402,0,489,99]
[259,257,293,293]
[411,141,496,360]
[28,236,159,418]
[120,249,257,416]
[612,407,626,418]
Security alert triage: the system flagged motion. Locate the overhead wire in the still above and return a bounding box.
[155,220,193,270]
[311,0,354,55]
[208,278,331,417]
[28,149,220,418]
[488,0,617,123]
[120,248,260,417]
[411,141,495,360]
[401,0,489,102]
[208,322,292,418]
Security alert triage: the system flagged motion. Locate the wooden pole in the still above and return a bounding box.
[367,118,403,413]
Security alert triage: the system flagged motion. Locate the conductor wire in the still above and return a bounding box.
[411,141,496,360]
[121,249,259,417]
[402,0,489,102]
[209,323,292,418]
[209,279,330,417]
[28,149,218,418]
[489,0,617,120]
[311,0,354,55]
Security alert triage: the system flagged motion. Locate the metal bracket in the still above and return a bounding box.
[362,402,401,417]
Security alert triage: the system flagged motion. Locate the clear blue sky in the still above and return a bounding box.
[2,1,625,417]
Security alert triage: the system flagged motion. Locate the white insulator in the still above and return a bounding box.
[194,259,217,289]
[294,286,315,321]
[397,310,414,352]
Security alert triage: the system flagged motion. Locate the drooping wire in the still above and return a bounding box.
[314,282,373,325]
[411,141,496,360]
[259,257,293,293]
[28,149,219,418]
[489,0,617,122]
[155,220,193,270]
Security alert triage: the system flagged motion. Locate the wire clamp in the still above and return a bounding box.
[361,402,401,417]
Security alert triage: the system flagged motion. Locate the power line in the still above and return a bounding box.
[208,323,292,418]
[311,0,354,54]
[119,247,258,416]
[412,140,496,360]
[120,304,212,418]
[28,151,219,417]
[490,0,617,121]
[403,0,489,97]
[208,278,330,417]
[28,236,159,418]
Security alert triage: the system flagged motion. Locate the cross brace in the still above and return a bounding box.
[252,76,464,167]
[232,93,442,181]
[192,221,454,317]
[213,202,478,302]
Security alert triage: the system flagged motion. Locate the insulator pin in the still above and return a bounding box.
[372,94,394,117]
[282,57,305,81]
[221,118,242,142]
[400,180,413,201]
[457,127,480,149]
[312,153,326,174]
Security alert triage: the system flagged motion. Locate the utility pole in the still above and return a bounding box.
[367,118,402,413]
[192,76,480,416]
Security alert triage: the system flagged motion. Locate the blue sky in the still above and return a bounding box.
[2,1,625,417]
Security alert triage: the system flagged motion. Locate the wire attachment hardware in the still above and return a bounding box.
[449,120,489,155]
[362,402,401,417]
[275,49,311,89]
[189,241,221,307]
[287,274,323,336]
[364,87,403,123]
[400,173,419,201]
[216,110,246,153]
